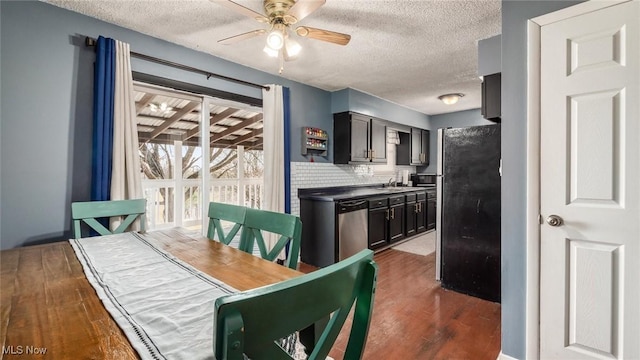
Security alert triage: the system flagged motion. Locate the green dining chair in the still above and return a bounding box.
[206,202,247,247]
[239,208,302,270]
[214,249,378,360]
[71,199,147,239]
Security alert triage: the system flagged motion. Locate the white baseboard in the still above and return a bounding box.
[497,351,518,360]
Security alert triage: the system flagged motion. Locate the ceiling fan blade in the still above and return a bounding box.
[287,0,326,23]
[295,26,351,46]
[210,0,269,22]
[218,29,266,45]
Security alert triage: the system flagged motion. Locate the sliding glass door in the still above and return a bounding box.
[134,82,264,233]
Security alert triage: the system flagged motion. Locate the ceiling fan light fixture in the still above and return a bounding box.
[266,28,285,50]
[149,102,172,113]
[438,93,465,105]
[263,45,279,58]
[284,36,301,59]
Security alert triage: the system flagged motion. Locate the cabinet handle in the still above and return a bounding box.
[385,209,390,220]
[365,149,370,159]
[391,207,395,219]
[372,149,376,159]
[415,204,419,214]
[418,203,422,212]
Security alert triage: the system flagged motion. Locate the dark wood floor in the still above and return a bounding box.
[299,249,501,360]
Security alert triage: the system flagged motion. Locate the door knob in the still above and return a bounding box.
[546,215,563,227]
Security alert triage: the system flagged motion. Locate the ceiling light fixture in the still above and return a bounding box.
[283,34,301,60]
[263,45,279,57]
[438,93,465,105]
[216,0,351,75]
[267,23,286,50]
[265,27,285,50]
[149,102,173,113]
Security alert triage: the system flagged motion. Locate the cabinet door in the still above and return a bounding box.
[420,130,430,165]
[405,201,417,236]
[482,73,501,121]
[370,118,387,163]
[426,198,436,230]
[410,128,422,164]
[416,199,427,233]
[368,207,388,249]
[350,114,370,162]
[388,203,405,243]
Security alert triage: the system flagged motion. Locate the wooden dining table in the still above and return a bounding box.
[0,228,302,359]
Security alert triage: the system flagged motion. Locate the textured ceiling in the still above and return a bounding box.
[44,0,501,115]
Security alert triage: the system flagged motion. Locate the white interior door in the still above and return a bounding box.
[539,1,639,359]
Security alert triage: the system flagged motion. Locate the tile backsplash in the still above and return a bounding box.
[290,162,415,215]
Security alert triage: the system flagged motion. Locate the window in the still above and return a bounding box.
[134,82,264,232]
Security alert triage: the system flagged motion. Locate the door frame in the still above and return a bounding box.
[524,1,631,359]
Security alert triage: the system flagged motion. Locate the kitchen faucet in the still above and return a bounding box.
[388,178,395,187]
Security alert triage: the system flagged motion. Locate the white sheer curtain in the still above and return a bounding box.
[262,85,285,254]
[262,85,285,213]
[111,40,143,230]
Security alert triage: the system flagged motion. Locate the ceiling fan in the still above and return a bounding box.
[213,0,351,72]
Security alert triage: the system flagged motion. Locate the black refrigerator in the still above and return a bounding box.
[435,124,501,302]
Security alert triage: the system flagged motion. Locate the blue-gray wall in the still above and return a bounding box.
[0,1,429,249]
[331,88,431,129]
[419,109,494,173]
[500,1,584,358]
[478,34,502,77]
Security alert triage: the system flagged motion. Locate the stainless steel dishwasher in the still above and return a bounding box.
[337,199,369,260]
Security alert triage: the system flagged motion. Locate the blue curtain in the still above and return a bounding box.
[91,36,116,202]
[283,87,291,214]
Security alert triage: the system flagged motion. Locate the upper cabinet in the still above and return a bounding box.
[410,128,429,165]
[478,35,501,122]
[397,128,430,166]
[481,72,501,121]
[334,112,387,164]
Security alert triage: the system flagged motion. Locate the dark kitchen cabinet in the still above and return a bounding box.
[367,195,405,249]
[416,192,427,233]
[481,72,501,121]
[426,189,436,231]
[406,191,427,236]
[410,128,430,165]
[367,197,389,249]
[334,112,387,164]
[388,196,405,243]
[405,193,417,237]
[397,128,429,166]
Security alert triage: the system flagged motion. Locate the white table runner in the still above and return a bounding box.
[70,232,237,360]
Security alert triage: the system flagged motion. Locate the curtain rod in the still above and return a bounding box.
[85,36,270,91]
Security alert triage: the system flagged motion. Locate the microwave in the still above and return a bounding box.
[411,173,437,187]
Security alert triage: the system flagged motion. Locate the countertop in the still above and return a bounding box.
[298,184,434,201]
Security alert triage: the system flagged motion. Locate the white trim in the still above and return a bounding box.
[497,351,519,360]
[524,1,632,359]
[530,0,629,26]
[174,140,183,227]
[200,98,211,237]
[525,19,541,360]
[133,81,202,102]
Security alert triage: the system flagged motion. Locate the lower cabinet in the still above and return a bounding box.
[405,194,417,237]
[368,195,405,249]
[406,191,427,235]
[368,198,389,249]
[426,189,436,231]
[388,196,405,243]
